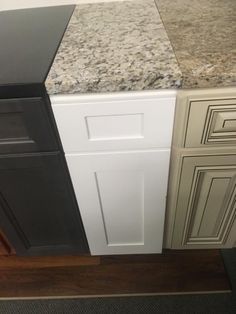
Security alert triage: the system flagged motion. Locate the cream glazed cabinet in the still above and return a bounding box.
[51,90,176,255]
[165,88,236,249]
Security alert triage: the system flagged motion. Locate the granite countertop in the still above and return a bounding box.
[156,0,236,88]
[45,0,182,94]
[46,0,236,95]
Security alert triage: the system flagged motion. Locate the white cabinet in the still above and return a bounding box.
[51,91,176,152]
[66,149,170,255]
[51,90,176,255]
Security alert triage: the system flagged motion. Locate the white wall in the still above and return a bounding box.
[0,0,127,11]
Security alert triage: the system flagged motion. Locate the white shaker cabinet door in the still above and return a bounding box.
[51,91,176,152]
[66,149,170,255]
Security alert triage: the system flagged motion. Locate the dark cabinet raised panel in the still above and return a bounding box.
[0,152,88,256]
[0,97,58,154]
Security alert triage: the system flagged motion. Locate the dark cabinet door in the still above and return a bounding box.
[0,97,58,154]
[0,152,88,256]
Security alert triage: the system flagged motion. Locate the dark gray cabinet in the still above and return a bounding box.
[0,6,88,257]
[0,97,58,154]
[0,152,88,256]
[0,93,89,256]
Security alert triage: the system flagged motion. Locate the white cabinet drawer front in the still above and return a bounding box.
[51,91,176,152]
[66,149,170,255]
[185,98,236,147]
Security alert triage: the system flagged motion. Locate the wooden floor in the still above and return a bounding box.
[0,250,231,299]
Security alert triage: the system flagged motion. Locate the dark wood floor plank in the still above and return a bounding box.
[0,250,231,298]
[0,255,100,269]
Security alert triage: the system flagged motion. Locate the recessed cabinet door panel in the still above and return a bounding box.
[66,150,170,255]
[51,91,176,152]
[0,97,58,154]
[172,154,236,249]
[0,152,88,256]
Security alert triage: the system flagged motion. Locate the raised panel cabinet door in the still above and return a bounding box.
[185,98,236,147]
[51,90,176,152]
[0,97,58,154]
[172,154,236,249]
[172,88,236,149]
[0,152,88,256]
[66,149,170,255]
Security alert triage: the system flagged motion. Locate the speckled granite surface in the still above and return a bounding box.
[156,0,236,88]
[45,0,182,94]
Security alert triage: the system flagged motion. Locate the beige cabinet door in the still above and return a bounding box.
[172,154,236,249]
[185,99,236,148]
